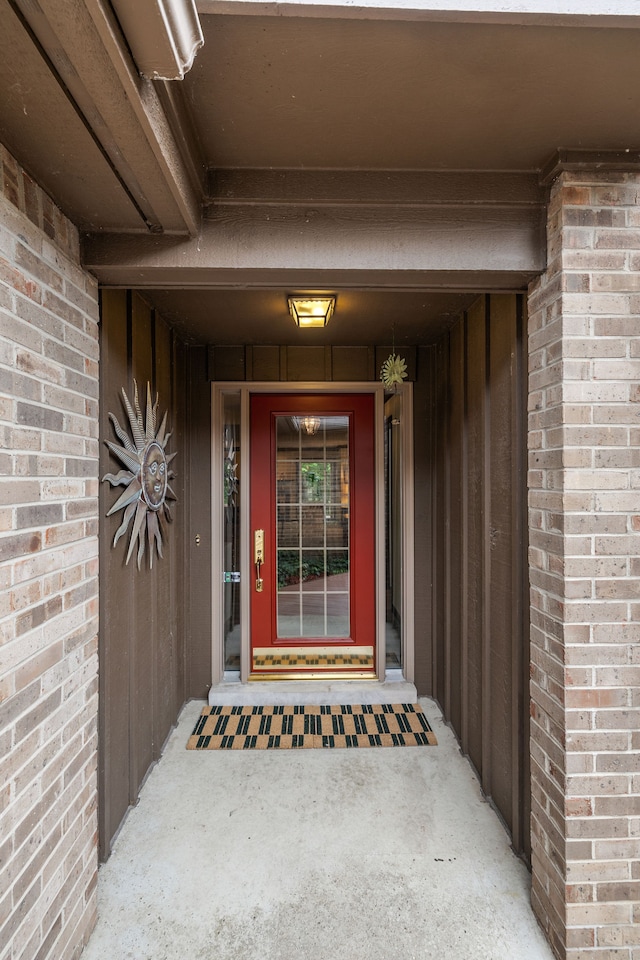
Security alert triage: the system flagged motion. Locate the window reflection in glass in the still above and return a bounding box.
[275,415,350,639]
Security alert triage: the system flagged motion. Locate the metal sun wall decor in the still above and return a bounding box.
[103,380,177,569]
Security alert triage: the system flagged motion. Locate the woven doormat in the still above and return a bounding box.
[187,703,437,750]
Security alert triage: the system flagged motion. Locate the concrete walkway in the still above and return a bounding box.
[81,699,554,960]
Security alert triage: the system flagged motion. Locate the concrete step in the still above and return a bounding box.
[208,671,417,706]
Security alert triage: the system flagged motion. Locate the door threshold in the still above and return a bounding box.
[250,644,375,679]
[208,674,417,707]
[251,645,375,675]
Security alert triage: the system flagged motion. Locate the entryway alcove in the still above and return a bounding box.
[98,288,529,863]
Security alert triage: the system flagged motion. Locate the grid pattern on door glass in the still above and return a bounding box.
[276,415,350,639]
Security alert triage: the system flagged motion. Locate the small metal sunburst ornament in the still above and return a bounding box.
[103,380,177,569]
[380,353,408,391]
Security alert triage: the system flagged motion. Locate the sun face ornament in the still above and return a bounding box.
[103,381,177,569]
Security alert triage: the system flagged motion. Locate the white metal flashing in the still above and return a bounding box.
[196,0,640,26]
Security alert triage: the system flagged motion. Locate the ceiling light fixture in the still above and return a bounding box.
[300,416,321,436]
[291,416,321,436]
[288,296,335,328]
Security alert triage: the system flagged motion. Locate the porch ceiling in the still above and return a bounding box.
[187,13,640,172]
[137,288,479,345]
[2,3,640,344]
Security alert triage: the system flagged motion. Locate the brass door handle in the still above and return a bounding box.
[254,529,264,592]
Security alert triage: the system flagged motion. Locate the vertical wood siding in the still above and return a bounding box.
[185,346,213,699]
[414,293,530,858]
[99,291,190,860]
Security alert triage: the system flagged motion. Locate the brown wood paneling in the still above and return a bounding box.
[433,337,448,707]
[286,346,326,381]
[153,316,175,756]
[331,345,374,382]
[464,298,486,776]
[488,295,517,829]
[99,292,191,859]
[211,345,246,381]
[419,292,529,858]
[130,296,155,798]
[171,336,188,714]
[447,321,464,736]
[412,346,433,694]
[250,345,280,381]
[98,290,131,861]
[519,297,531,863]
[512,294,530,860]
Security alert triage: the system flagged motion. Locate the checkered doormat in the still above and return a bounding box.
[187,703,437,750]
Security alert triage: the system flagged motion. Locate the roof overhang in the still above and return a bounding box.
[3,1,640,342]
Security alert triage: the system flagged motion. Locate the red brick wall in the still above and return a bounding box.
[0,145,99,960]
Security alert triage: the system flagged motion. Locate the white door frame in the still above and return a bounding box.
[211,381,414,685]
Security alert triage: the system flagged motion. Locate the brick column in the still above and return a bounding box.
[0,146,99,960]
[528,163,640,959]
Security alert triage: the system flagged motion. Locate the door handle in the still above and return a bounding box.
[254,529,264,592]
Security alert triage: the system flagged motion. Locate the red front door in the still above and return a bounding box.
[250,393,376,677]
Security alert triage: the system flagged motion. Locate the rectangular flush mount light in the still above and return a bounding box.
[288,297,335,328]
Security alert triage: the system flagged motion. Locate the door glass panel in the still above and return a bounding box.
[222,392,241,671]
[275,415,350,639]
[301,505,325,546]
[384,393,403,669]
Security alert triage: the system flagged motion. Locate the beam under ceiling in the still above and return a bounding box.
[83,198,545,290]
